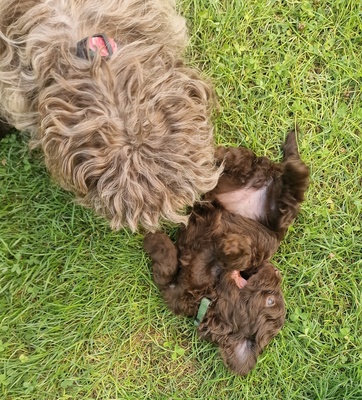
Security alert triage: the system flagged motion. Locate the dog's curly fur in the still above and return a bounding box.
[0,0,221,231]
[144,130,310,375]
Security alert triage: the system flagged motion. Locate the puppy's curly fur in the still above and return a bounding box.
[144,130,309,375]
[0,0,221,231]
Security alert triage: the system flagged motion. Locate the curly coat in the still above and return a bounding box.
[0,0,221,231]
[144,130,310,375]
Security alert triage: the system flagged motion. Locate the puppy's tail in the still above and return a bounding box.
[282,127,300,160]
[144,232,179,289]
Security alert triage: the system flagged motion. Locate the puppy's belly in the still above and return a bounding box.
[215,186,267,220]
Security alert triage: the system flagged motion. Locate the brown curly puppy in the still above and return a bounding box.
[144,129,309,375]
[0,0,221,231]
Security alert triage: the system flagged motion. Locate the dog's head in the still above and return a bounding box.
[197,262,285,375]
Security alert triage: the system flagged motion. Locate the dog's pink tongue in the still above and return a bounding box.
[231,270,247,289]
[89,37,117,56]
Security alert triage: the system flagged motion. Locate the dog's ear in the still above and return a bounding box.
[198,315,259,375]
[218,311,285,376]
[219,336,259,376]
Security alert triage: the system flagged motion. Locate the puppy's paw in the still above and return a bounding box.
[216,146,255,174]
[143,232,169,258]
[144,233,178,288]
[144,233,176,261]
[215,146,228,163]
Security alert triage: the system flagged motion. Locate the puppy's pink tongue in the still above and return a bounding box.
[231,270,247,289]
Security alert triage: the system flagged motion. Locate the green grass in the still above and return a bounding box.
[1,0,362,398]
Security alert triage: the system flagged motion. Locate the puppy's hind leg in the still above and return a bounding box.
[281,128,310,208]
[265,129,310,236]
[144,233,178,290]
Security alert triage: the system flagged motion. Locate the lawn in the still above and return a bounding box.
[1,0,361,399]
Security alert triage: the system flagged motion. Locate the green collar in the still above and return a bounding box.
[194,297,211,327]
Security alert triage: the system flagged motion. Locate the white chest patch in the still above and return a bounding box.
[215,186,267,220]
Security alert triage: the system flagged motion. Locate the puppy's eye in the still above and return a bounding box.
[266,296,275,307]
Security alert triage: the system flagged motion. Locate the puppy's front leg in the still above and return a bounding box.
[264,130,309,237]
[144,233,178,289]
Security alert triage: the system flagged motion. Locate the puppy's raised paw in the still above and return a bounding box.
[144,232,177,264]
[144,233,167,254]
[215,146,228,164]
[144,232,178,288]
[215,146,255,176]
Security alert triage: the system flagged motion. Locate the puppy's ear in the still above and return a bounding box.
[219,337,259,376]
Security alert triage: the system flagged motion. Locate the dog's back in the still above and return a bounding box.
[0,0,221,231]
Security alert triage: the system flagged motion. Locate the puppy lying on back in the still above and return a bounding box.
[144,130,309,375]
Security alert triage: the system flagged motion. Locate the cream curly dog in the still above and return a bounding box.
[0,0,221,231]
